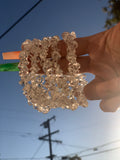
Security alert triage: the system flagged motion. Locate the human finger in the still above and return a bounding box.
[22,55,91,74]
[84,77,120,100]
[77,56,91,73]
[56,37,90,58]
[54,30,107,57]
[58,56,91,74]
[76,55,116,79]
[87,61,117,80]
[83,77,103,100]
[37,54,116,76]
[2,36,89,60]
[2,29,106,60]
[100,95,120,112]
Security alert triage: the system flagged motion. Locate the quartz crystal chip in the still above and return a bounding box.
[32,39,41,47]
[61,32,70,41]
[19,32,88,113]
[21,40,32,51]
[68,63,80,74]
[52,51,61,61]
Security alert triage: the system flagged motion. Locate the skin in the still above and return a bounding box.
[57,23,120,112]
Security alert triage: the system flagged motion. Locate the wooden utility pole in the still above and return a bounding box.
[39,116,62,160]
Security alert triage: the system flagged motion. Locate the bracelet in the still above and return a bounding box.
[19,32,88,113]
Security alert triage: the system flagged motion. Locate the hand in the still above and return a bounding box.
[75,23,120,112]
[56,23,120,112]
[2,23,120,112]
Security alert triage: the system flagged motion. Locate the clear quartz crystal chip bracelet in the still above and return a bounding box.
[18,32,88,113]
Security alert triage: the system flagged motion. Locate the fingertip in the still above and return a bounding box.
[100,99,119,112]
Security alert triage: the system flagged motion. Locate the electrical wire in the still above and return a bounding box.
[56,146,120,159]
[0,130,33,135]
[31,141,45,160]
[81,146,120,158]
[57,139,120,158]
[0,130,37,139]
[0,0,43,39]
[95,139,120,149]
[1,146,120,160]
[61,143,89,149]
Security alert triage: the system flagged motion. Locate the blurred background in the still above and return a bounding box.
[0,0,120,160]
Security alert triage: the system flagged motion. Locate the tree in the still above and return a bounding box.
[102,0,120,29]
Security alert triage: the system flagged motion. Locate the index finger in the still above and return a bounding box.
[2,38,89,60]
[2,29,107,60]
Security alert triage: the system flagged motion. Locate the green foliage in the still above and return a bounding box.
[102,0,120,29]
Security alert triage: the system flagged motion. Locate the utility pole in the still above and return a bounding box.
[39,116,62,160]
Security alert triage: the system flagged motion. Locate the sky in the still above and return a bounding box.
[0,0,120,160]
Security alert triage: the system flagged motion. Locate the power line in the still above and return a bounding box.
[0,0,43,40]
[31,141,45,160]
[56,146,120,159]
[57,139,120,158]
[1,139,120,160]
[96,139,120,149]
[81,146,120,158]
[0,130,32,135]
[61,143,89,149]
[0,130,36,138]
